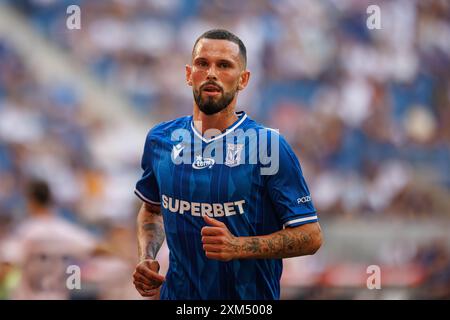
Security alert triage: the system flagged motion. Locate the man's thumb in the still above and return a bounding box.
[149,260,160,273]
[203,214,225,227]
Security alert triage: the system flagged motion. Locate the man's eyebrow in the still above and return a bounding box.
[193,56,243,68]
[193,57,208,64]
[193,57,236,64]
[216,59,235,65]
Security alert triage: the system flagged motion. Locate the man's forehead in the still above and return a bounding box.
[193,38,241,62]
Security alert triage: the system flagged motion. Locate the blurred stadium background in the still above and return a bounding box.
[0,0,449,300]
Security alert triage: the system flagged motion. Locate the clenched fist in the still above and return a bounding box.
[201,215,241,261]
[133,259,165,298]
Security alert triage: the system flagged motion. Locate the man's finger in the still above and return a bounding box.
[201,226,223,236]
[141,290,158,297]
[205,251,224,261]
[136,285,158,297]
[201,236,223,244]
[203,244,222,252]
[134,273,158,286]
[136,265,165,282]
[136,265,166,283]
[134,280,156,291]
[203,215,225,227]
[134,280,159,296]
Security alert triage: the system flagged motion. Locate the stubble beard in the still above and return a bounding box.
[193,87,237,115]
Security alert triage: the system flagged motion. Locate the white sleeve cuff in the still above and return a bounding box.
[134,189,161,205]
[283,215,318,227]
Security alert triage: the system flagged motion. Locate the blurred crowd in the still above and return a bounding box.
[0,0,449,299]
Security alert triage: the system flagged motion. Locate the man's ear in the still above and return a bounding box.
[186,64,193,86]
[237,70,251,91]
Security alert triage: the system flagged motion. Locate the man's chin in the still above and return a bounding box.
[198,106,222,115]
[195,91,235,115]
[198,100,228,115]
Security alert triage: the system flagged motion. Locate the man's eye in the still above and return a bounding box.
[197,61,207,67]
[219,63,229,68]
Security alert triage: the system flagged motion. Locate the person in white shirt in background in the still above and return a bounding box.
[6,179,97,299]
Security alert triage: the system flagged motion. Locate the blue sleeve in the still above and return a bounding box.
[264,134,317,228]
[134,131,161,205]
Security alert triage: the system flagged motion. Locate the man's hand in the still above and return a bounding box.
[133,259,165,297]
[201,215,241,261]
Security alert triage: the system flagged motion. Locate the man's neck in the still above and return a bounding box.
[193,103,239,136]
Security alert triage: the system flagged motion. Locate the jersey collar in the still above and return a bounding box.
[190,111,248,143]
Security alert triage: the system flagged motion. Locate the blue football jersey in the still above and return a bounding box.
[134,111,318,300]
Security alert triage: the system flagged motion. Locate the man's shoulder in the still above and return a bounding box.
[242,117,295,157]
[241,117,282,139]
[146,115,192,140]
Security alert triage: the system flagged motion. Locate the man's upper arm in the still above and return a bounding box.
[264,133,318,227]
[135,132,161,205]
[142,202,161,215]
[287,221,322,235]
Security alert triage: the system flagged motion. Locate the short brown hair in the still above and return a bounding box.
[192,29,247,68]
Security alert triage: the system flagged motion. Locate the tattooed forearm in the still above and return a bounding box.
[229,238,242,252]
[237,223,322,259]
[243,238,261,254]
[142,222,165,259]
[137,203,165,261]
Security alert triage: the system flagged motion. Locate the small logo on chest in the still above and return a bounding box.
[192,155,215,169]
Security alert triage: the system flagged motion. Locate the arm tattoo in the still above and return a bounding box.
[143,222,165,260]
[137,205,165,261]
[229,238,242,253]
[239,225,318,259]
[243,238,261,254]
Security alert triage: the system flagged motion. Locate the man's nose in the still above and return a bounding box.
[206,65,218,80]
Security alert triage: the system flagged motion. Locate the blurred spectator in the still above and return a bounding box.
[413,239,450,299]
[3,179,97,299]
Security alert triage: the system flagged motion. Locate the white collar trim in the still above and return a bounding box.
[191,111,248,143]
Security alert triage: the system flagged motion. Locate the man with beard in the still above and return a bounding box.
[133,29,323,300]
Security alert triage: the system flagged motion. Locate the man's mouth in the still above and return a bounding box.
[202,84,222,94]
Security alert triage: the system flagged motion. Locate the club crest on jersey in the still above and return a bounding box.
[193,155,215,169]
[225,143,244,167]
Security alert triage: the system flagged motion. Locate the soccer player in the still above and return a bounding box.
[133,29,323,300]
